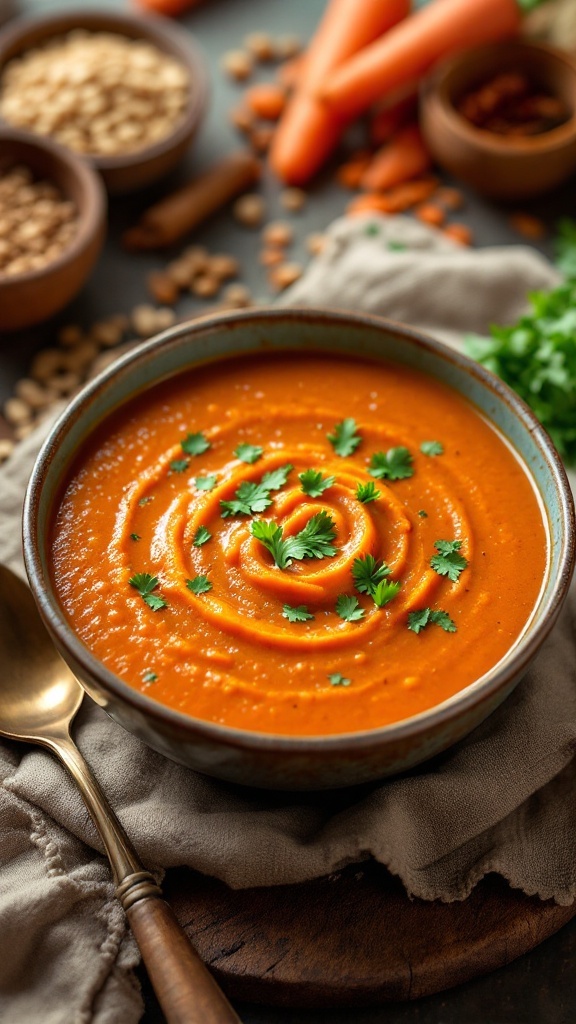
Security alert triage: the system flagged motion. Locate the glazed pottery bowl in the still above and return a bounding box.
[23,309,575,789]
[0,8,209,194]
[0,127,106,331]
[420,40,576,200]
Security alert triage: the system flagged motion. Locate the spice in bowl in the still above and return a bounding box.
[457,71,570,137]
[0,163,78,276]
[0,30,190,156]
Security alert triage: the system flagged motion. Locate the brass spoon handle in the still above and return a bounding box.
[48,733,241,1024]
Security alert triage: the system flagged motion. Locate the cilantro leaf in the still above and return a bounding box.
[356,481,380,504]
[169,458,189,474]
[186,575,212,595]
[418,510,428,518]
[252,511,337,569]
[129,573,167,611]
[181,432,210,456]
[221,479,273,518]
[408,607,457,634]
[130,533,141,541]
[251,519,291,569]
[373,579,401,608]
[352,554,390,596]
[195,474,218,492]
[193,525,211,547]
[299,469,335,497]
[328,673,351,687]
[282,604,314,622]
[327,418,362,457]
[369,447,414,481]
[430,539,468,582]
[336,594,365,622]
[235,443,264,464]
[143,670,157,683]
[420,440,444,457]
[261,464,293,490]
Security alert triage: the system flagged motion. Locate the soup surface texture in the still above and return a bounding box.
[52,351,547,735]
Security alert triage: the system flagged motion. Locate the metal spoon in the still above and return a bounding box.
[0,564,241,1024]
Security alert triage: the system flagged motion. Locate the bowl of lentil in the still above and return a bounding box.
[0,8,209,194]
[0,127,106,331]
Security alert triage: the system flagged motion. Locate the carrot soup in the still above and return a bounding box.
[51,351,547,736]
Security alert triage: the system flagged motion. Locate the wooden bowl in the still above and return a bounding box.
[0,8,209,194]
[0,127,106,332]
[420,41,576,201]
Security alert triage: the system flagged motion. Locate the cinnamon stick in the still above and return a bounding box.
[123,151,261,250]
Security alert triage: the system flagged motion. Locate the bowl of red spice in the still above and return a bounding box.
[420,40,576,200]
[0,8,209,194]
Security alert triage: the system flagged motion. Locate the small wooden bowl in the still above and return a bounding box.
[0,128,106,332]
[420,41,576,201]
[0,8,209,194]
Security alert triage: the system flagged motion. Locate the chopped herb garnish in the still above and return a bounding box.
[356,480,380,504]
[420,440,444,457]
[130,533,141,541]
[195,474,218,492]
[299,469,335,497]
[327,418,362,457]
[235,443,264,464]
[408,607,457,634]
[369,447,414,481]
[388,240,407,251]
[283,604,315,623]
[373,579,401,608]
[143,671,157,683]
[430,539,468,582]
[365,223,380,237]
[193,525,212,547]
[329,673,351,687]
[186,575,212,595]
[352,554,390,596]
[220,464,293,518]
[252,510,337,569]
[138,496,153,506]
[181,431,210,456]
[169,458,189,474]
[129,572,167,611]
[418,510,428,518]
[336,594,365,622]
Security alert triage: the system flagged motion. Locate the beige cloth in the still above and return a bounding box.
[1,215,574,1024]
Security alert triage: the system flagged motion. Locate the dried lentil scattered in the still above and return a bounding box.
[233,193,266,227]
[0,165,78,276]
[220,49,253,82]
[280,187,307,212]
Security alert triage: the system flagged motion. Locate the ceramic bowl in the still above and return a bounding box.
[0,8,209,194]
[420,40,576,200]
[23,309,575,790]
[0,127,106,331]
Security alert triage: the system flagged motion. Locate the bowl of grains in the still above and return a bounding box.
[0,8,209,194]
[0,127,106,331]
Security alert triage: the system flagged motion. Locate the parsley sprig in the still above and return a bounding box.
[181,431,210,456]
[373,579,401,608]
[327,418,362,457]
[336,595,364,622]
[169,458,189,474]
[252,510,337,569]
[193,525,211,547]
[195,474,218,492]
[369,447,414,481]
[235,443,264,464]
[299,469,335,497]
[186,575,212,595]
[129,573,167,611]
[352,554,390,595]
[329,673,351,687]
[220,464,293,518]
[408,608,456,634]
[430,540,468,582]
[283,604,314,622]
[420,440,443,457]
[356,480,380,504]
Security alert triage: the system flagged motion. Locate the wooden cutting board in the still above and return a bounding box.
[166,862,576,1008]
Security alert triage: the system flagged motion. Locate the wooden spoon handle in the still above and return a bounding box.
[126,896,242,1024]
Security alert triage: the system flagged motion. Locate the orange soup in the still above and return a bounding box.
[51,351,547,735]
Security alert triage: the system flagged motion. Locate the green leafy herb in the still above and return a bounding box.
[129,573,167,611]
[169,458,189,474]
[556,218,576,279]
[143,670,157,683]
[356,480,380,504]
[195,474,218,492]
[408,607,457,634]
[130,533,141,541]
[336,594,365,622]
[327,418,362,457]
[261,464,293,490]
[251,510,337,569]
[282,604,314,623]
[186,575,212,595]
[193,525,212,547]
[430,539,468,583]
[299,468,335,497]
[352,554,390,596]
[418,510,428,518]
[369,447,414,481]
[420,440,443,457]
[328,673,351,687]
[220,464,293,519]
[181,431,210,456]
[388,240,406,251]
[365,223,380,237]
[138,496,153,507]
[373,579,401,608]
[235,443,264,464]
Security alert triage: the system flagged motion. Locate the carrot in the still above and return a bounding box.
[133,0,202,13]
[369,88,418,145]
[360,124,431,192]
[443,223,473,246]
[415,202,445,227]
[245,84,286,121]
[336,151,373,189]
[270,0,410,185]
[346,194,393,216]
[320,0,522,121]
[375,177,439,212]
[276,56,306,90]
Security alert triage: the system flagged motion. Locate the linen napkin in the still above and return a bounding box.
[1,215,574,1024]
